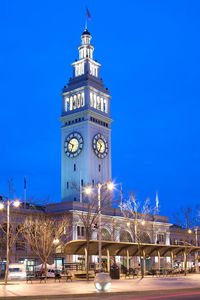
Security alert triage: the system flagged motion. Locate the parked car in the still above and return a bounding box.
[8,263,26,280]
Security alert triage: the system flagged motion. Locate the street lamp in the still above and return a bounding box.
[84,181,114,271]
[0,197,20,283]
[97,181,114,271]
[188,229,192,234]
[194,226,198,247]
[53,238,60,245]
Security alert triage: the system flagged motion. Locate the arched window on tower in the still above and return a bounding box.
[93,94,96,108]
[101,98,104,112]
[77,94,80,108]
[81,93,85,107]
[65,97,69,112]
[69,96,73,110]
[97,96,101,110]
[73,95,76,109]
[104,99,108,113]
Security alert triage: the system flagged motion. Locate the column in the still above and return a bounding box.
[115,229,120,263]
[85,247,87,272]
[107,249,110,273]
[171,251,174,269]
[165,232,170,245]
[127,250,130,270]
[158,250,160,271]
[143,250,146,275]
[195,251,199,273]
[184,251,187,275]
[153,232,158,244]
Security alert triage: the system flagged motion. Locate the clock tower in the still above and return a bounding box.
[60,29,113,202]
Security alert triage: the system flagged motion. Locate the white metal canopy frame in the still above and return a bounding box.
[64,239,200,257]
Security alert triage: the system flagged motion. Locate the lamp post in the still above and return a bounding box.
[85,180,114,271]
[0,197,20,284]
[194,227,198,247]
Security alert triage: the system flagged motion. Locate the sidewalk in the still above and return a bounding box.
[0,274,200,299]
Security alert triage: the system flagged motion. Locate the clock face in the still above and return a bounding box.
[64,132,83,158]
[93,133,108,159]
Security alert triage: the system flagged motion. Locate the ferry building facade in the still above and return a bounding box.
[0,29,199,275]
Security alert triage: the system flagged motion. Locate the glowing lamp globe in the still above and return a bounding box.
[107,182,114,191]
[85,186,92,195]
[94,273,111,292]
[13,200,20,208]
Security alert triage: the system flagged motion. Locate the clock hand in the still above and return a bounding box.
[68,142,74,150]
[97,142,101,151]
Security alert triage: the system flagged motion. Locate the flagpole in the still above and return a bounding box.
[80,171,82,202]
[24,176,26,207]
[85,9,87,30]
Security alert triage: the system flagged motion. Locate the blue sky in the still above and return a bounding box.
[0,0,200,221]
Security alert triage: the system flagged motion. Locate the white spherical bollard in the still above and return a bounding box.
[94,272,112,292]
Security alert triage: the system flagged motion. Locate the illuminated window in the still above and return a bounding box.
[70,96,73,110]
[77,226,85,236]
[75,63,84,77]
[77,94,80,108]
[81,93,85,107]
[74,95,77,109]
[73,96,76,109]
[104,99,108,113]
[101,98,104,111]
[94,94,96,108]
[157,234,164,243]
[97,96,101,110]
[56,245,62,254]
[65,97,69,112]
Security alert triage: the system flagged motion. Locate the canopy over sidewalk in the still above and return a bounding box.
[64,240,200,257]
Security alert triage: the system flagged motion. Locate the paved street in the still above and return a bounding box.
[46,291,200,300]
[1,275,200,299]
[3,290,200,300]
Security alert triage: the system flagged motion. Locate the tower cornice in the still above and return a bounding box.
[63,73,109,95]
